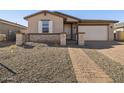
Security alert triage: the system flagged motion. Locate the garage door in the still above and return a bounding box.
[78,25,108,40]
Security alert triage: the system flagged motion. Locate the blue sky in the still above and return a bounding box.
[0,10,124,26]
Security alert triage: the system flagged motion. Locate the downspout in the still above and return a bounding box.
[108,24,109,41]
[63,18,66,32]
[71,23,73,40]
[77,23,79,44]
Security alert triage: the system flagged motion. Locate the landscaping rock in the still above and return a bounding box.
[0,43,77,83]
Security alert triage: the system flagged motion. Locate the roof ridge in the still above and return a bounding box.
[24,10,66,19]
[53,11,81,20]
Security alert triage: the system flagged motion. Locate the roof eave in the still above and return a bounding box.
[79,20,119,23]
[0,18,27,29]
[24,10,119,24]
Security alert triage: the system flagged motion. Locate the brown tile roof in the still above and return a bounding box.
[24,10,119,23]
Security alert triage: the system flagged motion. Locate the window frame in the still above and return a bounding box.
[42,20,49,33]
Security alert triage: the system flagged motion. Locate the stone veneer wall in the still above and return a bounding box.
[16,33,25,45]
[78,32,85,46]
[16,33,67,45]
[29,33,60,43]
[60,32,66,46]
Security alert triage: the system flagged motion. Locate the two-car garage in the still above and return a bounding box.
[78,25,108,41]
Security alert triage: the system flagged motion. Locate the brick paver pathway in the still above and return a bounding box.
[68,48,113,83]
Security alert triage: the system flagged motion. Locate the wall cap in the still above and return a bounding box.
[26,33,60,35]
[78,32,85,34]
[61,32,66,34]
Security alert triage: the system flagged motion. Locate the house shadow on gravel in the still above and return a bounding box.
[84,41,124,49]
[0,42,15,48]
[45,41,124,49]
[16,41,124,49]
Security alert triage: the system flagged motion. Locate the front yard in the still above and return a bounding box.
[0,42,77,83]
[1,41,124,83]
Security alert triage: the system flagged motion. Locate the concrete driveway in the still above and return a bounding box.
[98,42,124,65]
[86,41,124,65]
[83,41,124,82]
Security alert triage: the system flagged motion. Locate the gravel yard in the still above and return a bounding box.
[1,41,124,83]
[0,64,14,82]
[83,48,124,83]
[0,43,77,83]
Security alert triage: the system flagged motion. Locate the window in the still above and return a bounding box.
[42,20,49,33]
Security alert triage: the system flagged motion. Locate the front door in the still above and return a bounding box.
[64,24,72,40]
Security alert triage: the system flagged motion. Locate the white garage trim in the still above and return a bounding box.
[78,25,109,41]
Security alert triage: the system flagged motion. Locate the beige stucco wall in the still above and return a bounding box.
[27,13,64,33]
[55,13,79,22]
[66,17,79,22]
[108,23,114,41]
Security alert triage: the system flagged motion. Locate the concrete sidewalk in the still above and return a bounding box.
[68,48,113,83]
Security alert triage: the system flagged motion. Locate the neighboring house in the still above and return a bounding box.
[114,22,124,41]
[114,22,124,32]
[22,10,118,44]
[0,18,27,41]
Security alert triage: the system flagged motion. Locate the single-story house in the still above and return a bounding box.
[18,10,118,45]
[0,18,27,41]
